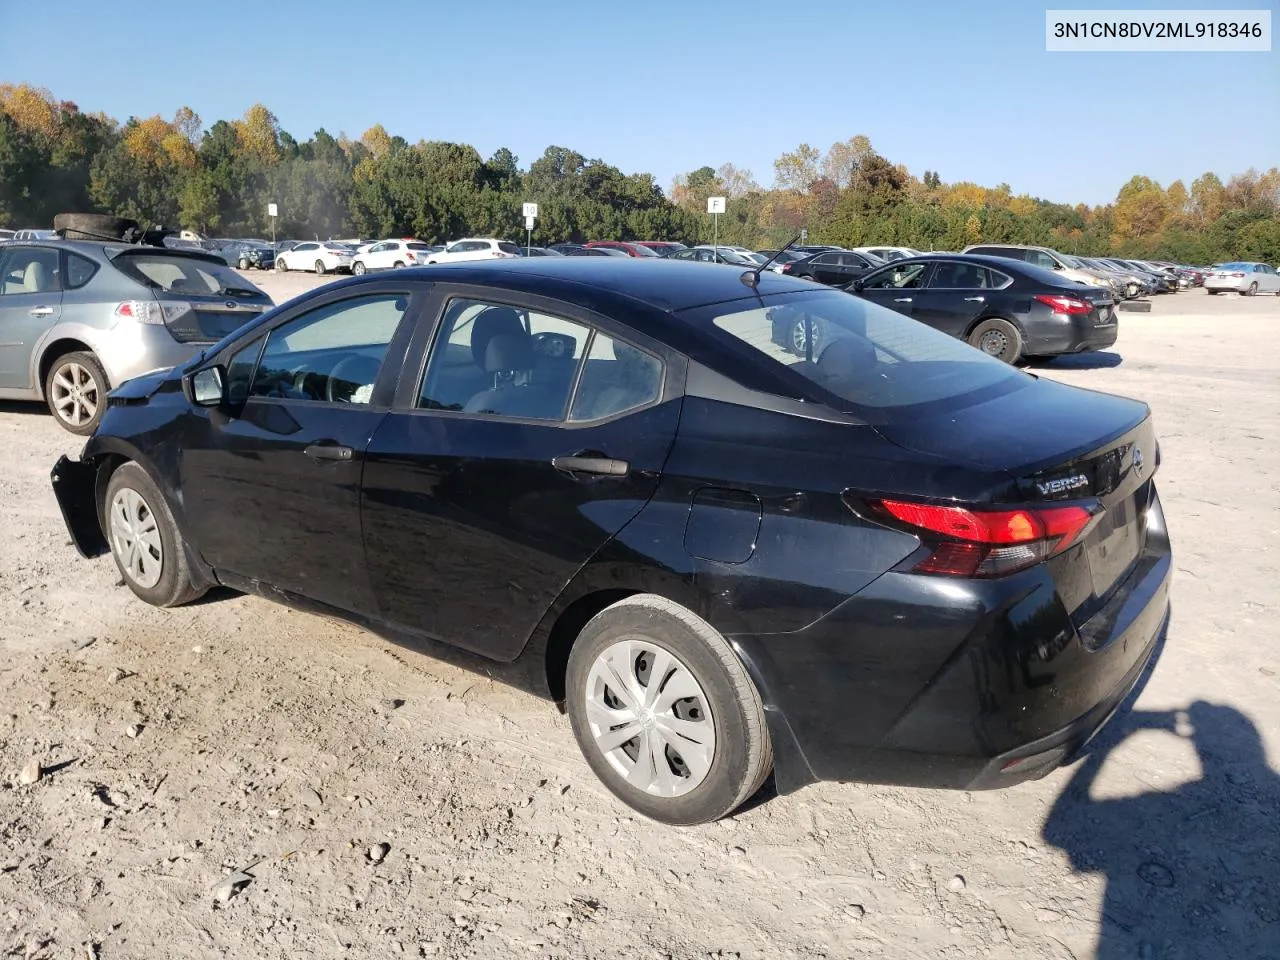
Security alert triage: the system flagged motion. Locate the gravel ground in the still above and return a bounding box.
[1,278,1277,960]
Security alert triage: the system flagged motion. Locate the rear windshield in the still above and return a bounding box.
[1219,262,1251,270]
[629,244,660,257]
[112,253,261,298]
[406,242,430,250]
[497,242,521,255]
[686,290,1023,418]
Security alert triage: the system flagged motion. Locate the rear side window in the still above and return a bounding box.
[66,252,99,289]
[694,290,1021,416]
[497,242,521,255]
[113,254,252,297]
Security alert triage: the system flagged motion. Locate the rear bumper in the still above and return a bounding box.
[737,489,1172,792]
[1204,278,1247,293]
[51,455,108,558]
[1024,314,1119,355]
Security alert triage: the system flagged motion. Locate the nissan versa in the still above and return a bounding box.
[50,258,1171,825]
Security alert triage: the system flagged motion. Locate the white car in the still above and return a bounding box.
[852,245,923,262]
[1204,262,1280,296]
[276,241,354,275]
[425,238,521,264]
[352,240,436,275]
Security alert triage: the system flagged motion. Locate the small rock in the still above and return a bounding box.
[1137,861,1175,888]
[844,904,866,921]
[108,668,127,684]
[450,914,469,928]
[560,784,571,795]
[298,786,323,808]
[266,809,281,819]
[17,758,42,785]
[368,842,390,864]
[728,846,746,858]
[947,875,966,893]
[192,646,203,654]
[212,870,252,903]
[125,724,142,739]
[380,698,405,712]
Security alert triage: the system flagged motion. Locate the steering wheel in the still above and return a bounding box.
[532,331,570,359]
[326,354,378,403]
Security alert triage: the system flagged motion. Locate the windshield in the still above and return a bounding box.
[684,290,1023,419]
[112,253,262,298]
[628,244,660,257]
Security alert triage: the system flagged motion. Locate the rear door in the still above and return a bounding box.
[179,284,421,613]
[912,261,992,337]
[360,287,684,660]
[0,245,63,390]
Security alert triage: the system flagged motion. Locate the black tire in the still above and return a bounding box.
[392,260,405,269]
[967,317,1023,364]
[52,213,138,241]
[352,261,366,276]
[238,258,250,271]
[276,256,288,273]
[103,463,204,608]
[43,350,109,436]
[314,259,326,275]
[565,595,773,826]
[1206,290,1218,295]
[1246,282,1258,297]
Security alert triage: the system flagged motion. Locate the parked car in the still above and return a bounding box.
[0,228,15,243]
[215,241,275,271]
[1060,255,1129,300]
[1113,259,1175,293]
[635,241,687,257]
[13,229,59,241]
[425,239,522,264]
[49,258,1170,826]
[1204,262,1280,296]
[352,239,437,274]
[276,241,354,275]
[1096,259,1158,296]
[843,254,1117,364]
[782,250,882,285]
[670,246,756,266]
[0,239,271,434]
[515,246,566,257]
[585,241,661,258]
[962,244,1122,294]
[790,244,844,255]
[850,245,923,262]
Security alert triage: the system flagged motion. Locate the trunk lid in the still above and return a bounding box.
[875,377,1157,619]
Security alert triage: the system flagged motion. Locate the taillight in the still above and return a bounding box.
[115,301,192,325]
[781,263,794,273]
[1035,294,1092,315]
[1228,272,1245,278]
[864,498,1096,577]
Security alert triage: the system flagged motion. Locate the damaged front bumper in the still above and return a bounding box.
[51,455,108,558]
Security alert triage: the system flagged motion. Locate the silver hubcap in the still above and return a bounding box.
[584,639,716,797]
[51,362,99,427]
[979,329,1008,356]
[791,320,818,355]
[109,487,163,589]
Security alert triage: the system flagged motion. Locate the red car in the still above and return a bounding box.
[585,241,662,258]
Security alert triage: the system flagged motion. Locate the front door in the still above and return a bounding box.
[360,291,682,660]
[911,260,993,338]
[0,245,63,390]
[855,260,933,317]
[179,286,420,613]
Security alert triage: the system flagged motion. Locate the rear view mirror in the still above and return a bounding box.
[190,366,226,406]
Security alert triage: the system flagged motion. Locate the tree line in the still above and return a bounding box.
[2,84,1277,264]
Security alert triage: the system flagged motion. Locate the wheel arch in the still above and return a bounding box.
[963,312,1026,341]
[36,337,99,399]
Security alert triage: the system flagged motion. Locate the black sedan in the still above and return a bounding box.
[50,259,1170,825]
[841,254,1118,364]
[782,249,883,285]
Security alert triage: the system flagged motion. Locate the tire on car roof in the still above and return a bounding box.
[52,213,139,242]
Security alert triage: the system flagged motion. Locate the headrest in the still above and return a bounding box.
[483,332,533,374]
[817,335,877,380]
[471,307,525,367]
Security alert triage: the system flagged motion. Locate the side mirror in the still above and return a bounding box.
[850,278,865,292]
[1052,262,1064,270]
[189,365,226,407]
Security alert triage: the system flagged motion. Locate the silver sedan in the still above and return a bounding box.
[1204,262,1280,296]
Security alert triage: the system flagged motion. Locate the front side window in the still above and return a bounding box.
[696,290,1021,417]
[247,294,408,404]
[862,262,929,289]
[0,247,61,295]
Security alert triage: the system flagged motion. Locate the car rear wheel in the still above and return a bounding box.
[968,318,1023,364]
[276,257,288,273]
[238,258,250,270]
[393,260,405,269]
[788,316,824,357]
[314,260,327,275]
[352,261,366,276]
[104,463,204,608]
[44,351,108,436]
[1246,282,1258,297]
[565,595,773,825]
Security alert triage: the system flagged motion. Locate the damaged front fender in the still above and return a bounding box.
[50,455,108,558]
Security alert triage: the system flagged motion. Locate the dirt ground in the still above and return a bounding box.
[2,276,1278,960]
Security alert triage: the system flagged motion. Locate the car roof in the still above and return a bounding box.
[872,252,1043,270]
[316,256,818,313]
[1,238,226,262]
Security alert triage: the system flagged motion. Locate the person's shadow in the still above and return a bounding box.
[1043,701,1280,958]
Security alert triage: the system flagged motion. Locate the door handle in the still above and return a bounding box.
[552,454,629,477]
[964,296,986,302]
[893,297,913,303]
[305,443,354,462]
[29,306,55,317]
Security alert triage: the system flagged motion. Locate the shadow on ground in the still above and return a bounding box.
[1036,351,1124,370]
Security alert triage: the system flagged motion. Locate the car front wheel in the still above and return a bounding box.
[353,261,366,275]
[276,257,288,272]
[45,351,108,435]
[565,595,773,825]
[314,260,327,275]
[1246,282,1258,297]
[104,462,205,608]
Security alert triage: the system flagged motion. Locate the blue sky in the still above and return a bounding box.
[3,0,1275,205]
